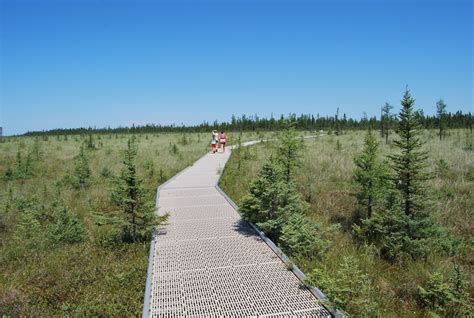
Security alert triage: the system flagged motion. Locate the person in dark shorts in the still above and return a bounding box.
[219,131,227,152]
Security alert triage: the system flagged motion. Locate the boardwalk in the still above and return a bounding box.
[144,145,332,317]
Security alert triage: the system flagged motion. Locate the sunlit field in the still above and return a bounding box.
[220,129,473,317]
[0,131,271,315]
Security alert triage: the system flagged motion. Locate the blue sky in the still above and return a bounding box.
[1,0,472,135]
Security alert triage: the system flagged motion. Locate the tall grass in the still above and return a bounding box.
[0,131,270,315]
[220,129,473,317]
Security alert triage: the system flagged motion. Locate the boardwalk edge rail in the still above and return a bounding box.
[142,163,195,318]
[215,184,344,318]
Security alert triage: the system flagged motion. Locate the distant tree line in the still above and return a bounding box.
[22,109,472,136]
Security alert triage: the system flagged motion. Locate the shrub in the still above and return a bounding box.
[240,160,307,241]
[279,213,330,259]
[418,272,452,311]
[73,146,91,189]
[417,267,471,316]
[100,166,113,178]
[48,207,87,246]
[466,166,474,181]
[306,256,378,316]
[13,200,43,251]
[435,159,451,179]
[3,167,14,181]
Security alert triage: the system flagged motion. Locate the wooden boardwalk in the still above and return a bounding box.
[143,144,332,317]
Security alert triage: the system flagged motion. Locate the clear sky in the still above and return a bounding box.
[1,0,472,135]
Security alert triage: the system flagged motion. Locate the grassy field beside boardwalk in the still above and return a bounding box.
[220,129,473,317]
[0,131,272,316]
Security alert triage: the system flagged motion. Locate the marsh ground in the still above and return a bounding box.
[220,129,473,317]
[0,131,272,316]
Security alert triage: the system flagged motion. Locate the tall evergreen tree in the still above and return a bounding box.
[390,89,430,217]
[436,99,447,140]
[358,89,440,261]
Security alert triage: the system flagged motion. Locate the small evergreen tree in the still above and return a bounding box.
[417,267,471,316]
[86,133,95,149]
[381,102,394,144]
[279,213,330,259]
[306,256,378,316]
[3,167,14,181]
[436,99,447,140]
[448,265,472,316]
[353,129,388,219]
[111,138,160,242]
[335,107,341,135]
[73,146,91,189]
[32,138,41,160]
[48,206,87,246]
[13,150,35,179]
[236,132,243,170]
[276,124,303,182]
[14,202,42,250]
[240,159,307,241]
[0,207,6,232]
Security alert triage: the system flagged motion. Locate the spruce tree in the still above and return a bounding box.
[436,99,447,140]
[73,146,91,189]
[240,159,307,241]
[335,107,341,135]
[111,138,160,242]
[15,150,22,178]
[357,90,440,261]
[390,89,430,217]
[48,206,87,246]
[236,132,243,170]
[276,124,303,182]
[86,133,95,149]
[383,89,437,260]
[353,129,388,219]
[0,206,6,232]
[381,102,394,144]
[279,212,330,259]
[14,204,42,250]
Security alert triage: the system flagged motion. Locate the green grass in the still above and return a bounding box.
[219,129,473,317]
[0,131,273,316]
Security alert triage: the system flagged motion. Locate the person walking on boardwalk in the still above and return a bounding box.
[210,130,218,153]
[219,130,227,152]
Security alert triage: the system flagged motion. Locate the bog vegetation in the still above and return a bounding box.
[220,91,473,317]
[0,131,268,315]
[0,94,471,316]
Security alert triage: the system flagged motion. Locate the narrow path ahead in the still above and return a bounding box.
[144,144,332,317]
